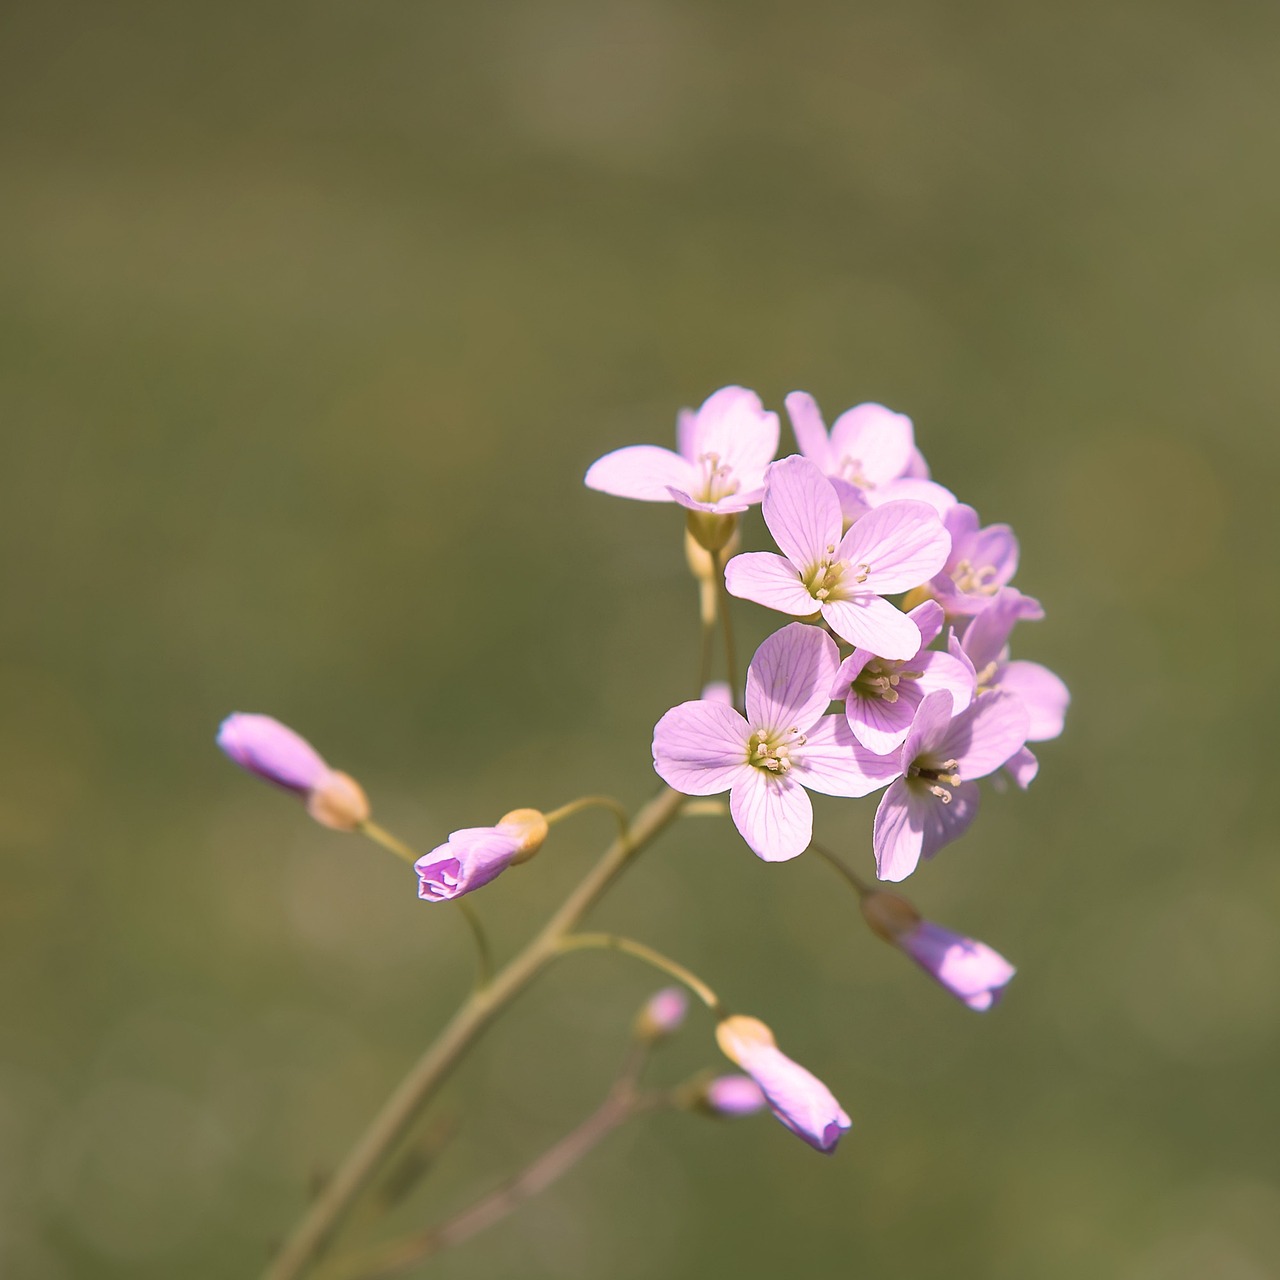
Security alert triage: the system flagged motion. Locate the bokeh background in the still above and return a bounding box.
[1,2,1274,1277]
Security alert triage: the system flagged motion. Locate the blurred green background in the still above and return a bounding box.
[1,1,1274,1277]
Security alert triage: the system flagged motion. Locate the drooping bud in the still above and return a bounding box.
[634,987,689,1043]
[497,808,549,864]
[217,713,369,832]
[858,890,922,944]
[715,1015,851,1153]
[698,1074,766,1117]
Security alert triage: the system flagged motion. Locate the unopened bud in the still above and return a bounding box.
[698,1074,766,1117]
[305,771,371,831]
[497,808,549,864]
[859,891,923,944]
[634,987,689,1043]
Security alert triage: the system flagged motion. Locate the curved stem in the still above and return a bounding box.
[808,840,875,899]
[542,795,630,844]
[263,786,686,1280]
[358,819,494,988]
[557,932,724,1015]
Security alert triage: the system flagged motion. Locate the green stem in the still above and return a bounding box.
[262,786,686,1280]
[542,795,630,843]
[713,548,740,704]
[808,840,875,898]
[557,932,724,1015]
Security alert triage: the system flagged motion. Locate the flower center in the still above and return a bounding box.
[950,558,1000,597]
[853,658,924,704]
[694,451,740,504]
[835,454,873,489]
[803,545,870,602]
[907,756,961,803]
[747,726,807,774]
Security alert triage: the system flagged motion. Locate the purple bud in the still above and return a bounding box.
[635,987,689,1042]
[702,1074,766,1117]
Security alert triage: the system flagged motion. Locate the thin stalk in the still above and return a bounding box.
[808,840,875,898]
[542,795,630,844]
[557,932,724,1015]
[713,548,739,704]
[262,786,686,1280]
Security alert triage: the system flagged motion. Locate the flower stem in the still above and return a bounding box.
[542,795,630,844]
[358,819,493,988]
[713,547,740,705]
[262,786,686,1280]
[808,840,875,898]
[557,932,724,1015]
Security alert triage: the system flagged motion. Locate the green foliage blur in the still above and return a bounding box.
[1,2,1274,1277]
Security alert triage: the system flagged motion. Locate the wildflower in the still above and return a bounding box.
[724,456,950,660]
[584,386,779,515]
[928,504,1025,618]
[414,808,547,903]
[699,1075,767,1117]
[860,891,1015,1011]
[715,1015,851,1152]
[785,391,954,520]
[652,623,885,861]
[832,598,975,754]
[216,712,370,831]
[868,688,1029,881]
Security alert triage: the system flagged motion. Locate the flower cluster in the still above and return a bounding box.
[589,386,1068,882]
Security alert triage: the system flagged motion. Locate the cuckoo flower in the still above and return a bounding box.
[929,504,1024,618]
[216,712,370,830]
[833,598,975,755]
[716,1015,851,1153]
[953,587,1070,743]
[584,385,779,514]
[860,891,1015,1011]
[867,688,1029,881]
[724,456,951,661]
[652,623,882,861]
[414,809,548,903]
[785,391,954,519]
[701,1075,767,1117]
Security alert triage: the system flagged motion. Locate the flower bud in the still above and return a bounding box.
[634,987,689,1043]
[698,1074,766,1117]
[859,890,922,944]
[497,808,549,864]
[715,1015,851,1153]
[218,713,369,832]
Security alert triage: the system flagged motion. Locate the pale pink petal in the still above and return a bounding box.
[903,445,930,479]
[704,1075,767,1116]
[761,456,843,568]
[415,827,524,902]
[914,650,976,716]
[907,599,946,648]
[901,689,955,767]
[899,922,1016,1011]
[217,713,330,793]
[791,714,898,797]
[832,648,872,694]
[1001,660,1069,741]
[864,477,956,516]
[1003,745,1039,789]
[836,499,951,596]
[585,445,695,502]
[745,622,840,733]
[822,594,923,660]
[784,390,832,468]
[958,586,1043,671]
[652,701,750,796]
[724,551,816,617]
[667,485,755,515]
[830,478,873,528]
[689,386,780,491]
[936,692,1028,780]
[918,779,981,861]
[729,769,812,861]
[969,523,1019,587]
[827,403,914,486]
[872,779,925,882]
[846,682,921,755]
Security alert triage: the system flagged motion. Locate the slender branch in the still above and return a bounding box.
[713,548,740,704]
[557,932,724,1015]
[358,820,494,988]
[681,799,727,818]
[263,786,686,1280]
[808,840,875,898]
[542,795,630,844]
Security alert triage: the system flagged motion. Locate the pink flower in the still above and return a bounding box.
[928,504,1024,618]
[715,1015,851,1153]
[832,598,975,754]
[652,623,885,861]
[860,891,1015,1011]
[217,712,370,830]
[785,391,954,520]
[414,810,548,902]
[584,386,779,514]
[862,688,1030,881]
[724,456,951,660]
[701,1075,767,1117]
